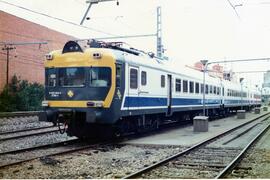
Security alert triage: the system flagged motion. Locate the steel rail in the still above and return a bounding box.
[123,112,270,179]
[0,139,113,169]
[0,128,59,141]
[0,125,54,136]
[0,138,78,156]
[0,139,82,168]
[0,111,41,118]
[0,145,93,169]
[215,121,270,178]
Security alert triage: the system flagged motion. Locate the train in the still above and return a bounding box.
[39,40,261,138]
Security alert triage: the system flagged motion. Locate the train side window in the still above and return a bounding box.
[130,68,138,89]
[217,87,220,95]
[183,80,188,93]
[175,78,181,92]
[200,83,204,94]
[116,64,121,88]
[195,82,200,94]
[141,71,147,86]
[189,81,194,93]
[210,85,213,94]
[222,87,224,96]
[206,84,209,94]
[161,75,165,88]
[214,86,216,94]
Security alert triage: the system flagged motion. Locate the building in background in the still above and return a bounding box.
[0,11,73,91]
[262,70,270,103]
[263,70,270,88]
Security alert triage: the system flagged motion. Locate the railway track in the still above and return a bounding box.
[0,125,54,136]
[0,138,84,168]
[123,112,270,179]
[0,111,41,118]
[0,126,59,141]
[0,137,116,169]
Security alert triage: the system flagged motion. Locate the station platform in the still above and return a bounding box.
[124,108,269,146]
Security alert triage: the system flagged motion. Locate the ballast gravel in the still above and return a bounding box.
[227,126,270,178]
[0,144,185,179]
[0,116,51,132]
[0,132,71,153]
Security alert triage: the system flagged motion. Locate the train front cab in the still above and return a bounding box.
[39,41,122,138]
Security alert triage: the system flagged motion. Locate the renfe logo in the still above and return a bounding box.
[49,91,62,97]
[67,90,74,98]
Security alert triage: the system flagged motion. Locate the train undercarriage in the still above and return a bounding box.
[43,105,258,139]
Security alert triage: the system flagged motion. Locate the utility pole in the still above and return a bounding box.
[156,6,163,58]
[2,45,15,86]
[0,41,48,87]
[200,59,208,116]
[240,77,244,110]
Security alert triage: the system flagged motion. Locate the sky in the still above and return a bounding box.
[1,0,270,86]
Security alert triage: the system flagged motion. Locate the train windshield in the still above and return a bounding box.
[59,67,85,87]
[89,67,111,87]
[45,68,56,87]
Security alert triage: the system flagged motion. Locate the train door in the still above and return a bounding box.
[167,74,172,116]
[128,66,139,110]
[222,86,225,105]
[219,81,223,105]
[138,69,148,109]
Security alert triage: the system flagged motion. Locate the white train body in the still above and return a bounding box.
[42,41,262,138]
[119,51,261,116]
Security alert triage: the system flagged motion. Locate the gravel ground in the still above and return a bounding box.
[138,118,270,178]
[0,116,51,132]
[0,132,72,153]
[227,125,270,178]
[1,113,269,178]
[0,144,185,179]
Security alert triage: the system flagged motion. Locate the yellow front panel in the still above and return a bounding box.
[45,48,116,108]
[49,101,88,108]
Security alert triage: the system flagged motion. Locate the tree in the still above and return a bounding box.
[0,75,44,112]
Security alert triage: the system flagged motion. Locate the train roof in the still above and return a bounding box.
[49,40,259,93]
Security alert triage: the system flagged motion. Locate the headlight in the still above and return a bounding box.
[92,52,102,59]
[45,53,53,60]
[87,101,103,107]
[95,102,103,107]
[42,101,49,107]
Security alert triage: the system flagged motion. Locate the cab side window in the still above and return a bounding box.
[116,64,121,88]
[130,68,138,89]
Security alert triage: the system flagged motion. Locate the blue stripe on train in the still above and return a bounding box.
[123,96,250,108]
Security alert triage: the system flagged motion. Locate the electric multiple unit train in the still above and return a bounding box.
[39,40,261,138]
